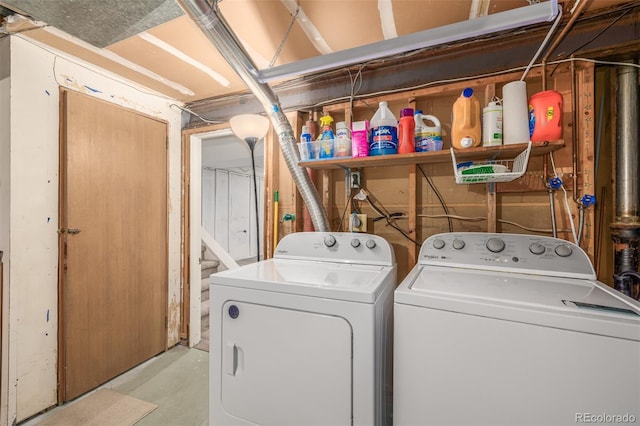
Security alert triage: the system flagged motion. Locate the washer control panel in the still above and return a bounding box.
[274,232,395,266]
[421,232,595,279]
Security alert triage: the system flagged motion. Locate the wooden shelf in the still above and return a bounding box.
[299,140,564,170]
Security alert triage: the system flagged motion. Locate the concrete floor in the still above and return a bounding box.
[22,345,209,426]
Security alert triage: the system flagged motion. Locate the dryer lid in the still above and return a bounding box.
[395,266,640,340]
[211,258,396,303]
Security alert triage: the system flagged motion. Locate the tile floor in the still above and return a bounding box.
[21,344,209,426]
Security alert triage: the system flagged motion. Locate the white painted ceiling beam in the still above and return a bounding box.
[279,0,333,55]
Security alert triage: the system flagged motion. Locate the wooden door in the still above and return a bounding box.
[59,90,167,402]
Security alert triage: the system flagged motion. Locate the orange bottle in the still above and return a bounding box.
[398,108,415,154]
[451,88,481,149]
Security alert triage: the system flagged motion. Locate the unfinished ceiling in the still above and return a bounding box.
[0,0,635,103]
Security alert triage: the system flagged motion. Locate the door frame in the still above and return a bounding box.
[181,125,228,347]
[181,124,266,347]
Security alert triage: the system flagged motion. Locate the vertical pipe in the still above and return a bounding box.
[615,63,639,219]
[611,61,640,295]
[549,189,558,238]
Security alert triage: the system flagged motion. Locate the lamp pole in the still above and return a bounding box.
[245,137,260,261]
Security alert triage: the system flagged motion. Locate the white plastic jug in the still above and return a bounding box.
[414,112,442,152]
[369,101,398,156]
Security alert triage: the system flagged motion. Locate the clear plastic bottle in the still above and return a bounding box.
[451,88,481,149]
[369,101,398,156]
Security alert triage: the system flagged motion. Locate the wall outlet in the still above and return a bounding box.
[350,171,361,188]
[350,213,367,232]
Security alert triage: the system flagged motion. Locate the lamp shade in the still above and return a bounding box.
[230,114,270,140]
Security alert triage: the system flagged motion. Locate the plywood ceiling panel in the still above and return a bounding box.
[300,0,384,51]
[219,0,319,67]
[108,15,247,101]
[393,0,471,36]
[1,0,635,102]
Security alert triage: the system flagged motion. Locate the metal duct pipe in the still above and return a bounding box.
[611,61,640,298]
[177,0,330,233]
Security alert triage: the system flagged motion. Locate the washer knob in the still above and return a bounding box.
[554,244,572,257]
[433,238,445,249]
[486,237,506,253]
[324,235,336,247]
[366,239,376,249]
[452,239,465,250]
[529,243,546,255]
[351,238,361,248]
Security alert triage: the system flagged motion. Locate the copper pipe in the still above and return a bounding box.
[542,0,589,63]
[571,56,579,202]
[541,0,589,91]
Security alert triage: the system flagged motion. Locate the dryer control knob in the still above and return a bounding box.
[452,239,465,250]
[324,235,337,247]
[529,243,546,255]
[486,237,506,253]
[554,244,573,257]
[365,239,376,249]
[351,238,361,248]
[433,238,445,249]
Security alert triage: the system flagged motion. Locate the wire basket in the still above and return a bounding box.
[451,141,531,184]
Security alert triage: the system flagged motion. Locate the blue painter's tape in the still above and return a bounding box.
[272,105,279,112]
[84,86,101,93]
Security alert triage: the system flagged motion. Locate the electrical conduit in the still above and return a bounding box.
[177,0,330,232]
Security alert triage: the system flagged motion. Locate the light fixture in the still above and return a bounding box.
[230,114,270,261]
[257,0,559,83]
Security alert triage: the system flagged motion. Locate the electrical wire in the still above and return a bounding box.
[418,165,453,232]
[337,188,355,232]
[282,57,640,115]
[418,214,573,234]
[18,34,179,102]
[549,8,633,78]
[170,104,224,124]
[520,5,563,81]
[269,7,299,68]
[359,188,419,246]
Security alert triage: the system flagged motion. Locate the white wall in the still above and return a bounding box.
[1,36,182,424]
[202,167,264,260]
[0,35,11,426]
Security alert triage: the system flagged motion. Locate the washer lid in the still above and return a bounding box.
[211,258,396,303]
[395,266,640,340]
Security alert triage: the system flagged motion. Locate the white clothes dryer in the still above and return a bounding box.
[394,232,640,426]
[209,232,397,426]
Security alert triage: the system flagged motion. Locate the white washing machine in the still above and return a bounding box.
[209,232,397,426]
[394,232,640,426]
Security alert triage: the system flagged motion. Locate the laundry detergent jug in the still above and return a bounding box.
[414,111,442,152]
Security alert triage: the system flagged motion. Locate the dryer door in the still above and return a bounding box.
[220,301,352,426]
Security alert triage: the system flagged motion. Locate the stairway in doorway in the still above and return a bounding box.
[195,247,257,352]
[197,245,219,352]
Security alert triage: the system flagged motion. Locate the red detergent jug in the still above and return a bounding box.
[529,90,563,143]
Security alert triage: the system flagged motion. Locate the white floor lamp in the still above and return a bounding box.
[230,114,270,261]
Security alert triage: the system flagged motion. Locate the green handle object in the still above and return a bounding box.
[274,190,279,202]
